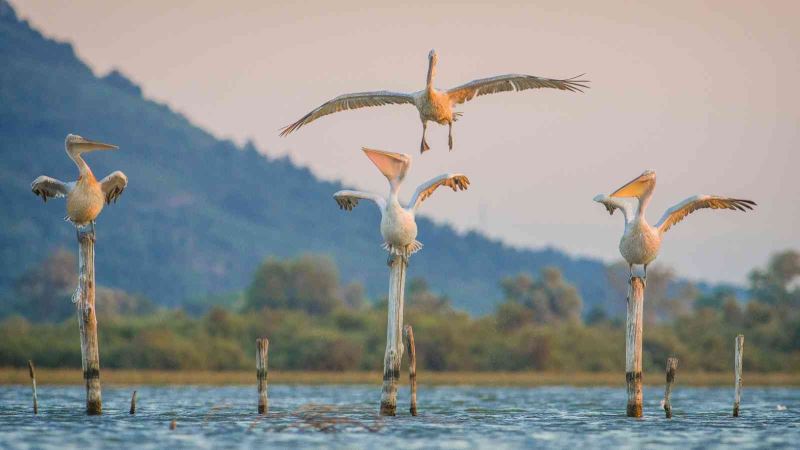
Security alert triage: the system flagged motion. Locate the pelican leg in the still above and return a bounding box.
[643,264,648,286]
[420,122,430,153]
[448,122,453,150]
[628,264,633,284]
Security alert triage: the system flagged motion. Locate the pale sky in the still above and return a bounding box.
[14,0,800,285]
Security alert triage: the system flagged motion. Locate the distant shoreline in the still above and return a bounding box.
[1,368,798,387]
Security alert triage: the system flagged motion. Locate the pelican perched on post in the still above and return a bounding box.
[31,134,127,230]
[335,147,469,415]
[281,50,588,153]
[334,148,470,261]
[594,170,756,278]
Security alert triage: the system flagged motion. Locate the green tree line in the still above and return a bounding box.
[0,251,798,372]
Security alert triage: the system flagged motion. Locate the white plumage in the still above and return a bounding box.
[31,134,127,228]
[334,148,469,257]
[282,50,587,153]
[594,170,755,277]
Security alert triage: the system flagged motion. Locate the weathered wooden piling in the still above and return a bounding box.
[663,357,678,418]
[129,390,137,415]
[380,255,407,416]
[256,337,269,414]
[733,334,744,417]
[403,324,417,416]
[28,360,38,414]
[625,276,644,418]
[75,227,102,415]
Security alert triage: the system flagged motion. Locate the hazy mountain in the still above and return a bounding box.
[0,1,631,314]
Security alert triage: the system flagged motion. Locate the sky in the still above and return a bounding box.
[13,0,799,285]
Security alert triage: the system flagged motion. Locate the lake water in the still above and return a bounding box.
[0,385,798,449]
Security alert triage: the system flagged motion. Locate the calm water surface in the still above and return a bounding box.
[0,385,798,449]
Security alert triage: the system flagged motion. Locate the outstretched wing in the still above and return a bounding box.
[31,176,73,203]
[409,174,470,211]
[333,190,386,212]
[100,171,128,204]
[593,194,636,224]
[447,74,588,105]
[656,195,756,234]
[280,91,416,136]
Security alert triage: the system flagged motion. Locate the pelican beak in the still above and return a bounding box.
[75,137,118,152]
[363,147,410,183]
[610,171,654,198]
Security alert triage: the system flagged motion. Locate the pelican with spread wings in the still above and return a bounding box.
[334,148,469,260]
[31,134,128,230]
[282,50,588,153]
[594,170,755,278]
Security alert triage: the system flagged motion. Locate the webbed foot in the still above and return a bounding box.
[420,139,430,153]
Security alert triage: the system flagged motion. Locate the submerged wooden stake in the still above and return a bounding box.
[733,334,744,417]
[625,276,644,418]
[129,390,137,415]
[28,360,38,415]
[256,337,269,414]
[403,324,417,416]
[76,227,102,415]
[380,255,407,416]
[664,357,678,418]
[169,419,177,430]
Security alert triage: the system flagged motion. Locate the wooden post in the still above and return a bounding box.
[403,324,417,416]
[129,390,137,415]
[625,276,644,418]
[380,255,407,416]
[75,227,102,415]
[733,334,744,417]
[664,357,678,418]
[256,337,269,414]
[28,360,38,414]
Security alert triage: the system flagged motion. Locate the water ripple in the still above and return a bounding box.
[0,385,797,449]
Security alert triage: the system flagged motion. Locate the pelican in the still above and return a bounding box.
[281,50,588,153]
[31,134,128,231]
[334,148,469,261]
[594,170,755,278]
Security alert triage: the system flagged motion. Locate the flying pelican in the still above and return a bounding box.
[281,50,588,153]
[334,148,469,261]
[31,134,128,231]
[593,170,755,278]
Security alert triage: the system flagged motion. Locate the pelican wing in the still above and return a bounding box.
[280,91,416,136]
[409,174,470,211]
[593,194,636,224]
[655,196,756,234]
[31,176,73,203]
[333,190,386,212]
[100,171,128,204]
[447,74,588,105]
